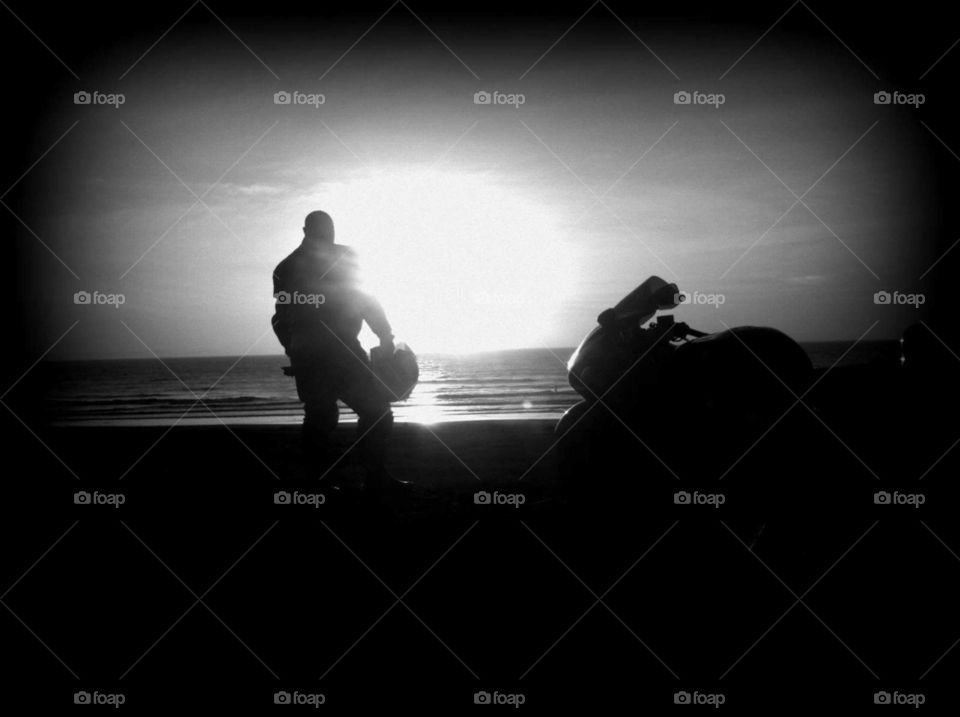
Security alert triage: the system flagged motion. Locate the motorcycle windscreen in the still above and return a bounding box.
[567,276,678,373]
[612,275,679,321]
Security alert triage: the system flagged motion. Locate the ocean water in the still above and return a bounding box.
[39,341,899,427]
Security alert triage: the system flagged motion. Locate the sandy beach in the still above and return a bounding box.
[35,419,560,494]
[4,401,959,710]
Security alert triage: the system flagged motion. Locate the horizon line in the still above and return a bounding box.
[38,338,899,363]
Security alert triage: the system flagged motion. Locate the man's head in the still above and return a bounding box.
[303,210,334,242]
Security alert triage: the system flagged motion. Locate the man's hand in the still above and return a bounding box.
[379,337,395,354]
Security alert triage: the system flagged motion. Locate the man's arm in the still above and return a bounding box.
[271,263,292,354]
[361,292,394,348]
[341,246,393,348]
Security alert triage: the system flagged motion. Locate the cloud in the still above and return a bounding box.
[785,275,828,285]
[217,182,289,197]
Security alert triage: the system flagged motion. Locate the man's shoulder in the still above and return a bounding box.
[275,242,358,280]
[332,244,360,271]
[274,244,306,273]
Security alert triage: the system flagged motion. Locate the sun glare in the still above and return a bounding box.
[313,168,573,354]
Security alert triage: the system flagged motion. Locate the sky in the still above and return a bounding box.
[16,8,937,358]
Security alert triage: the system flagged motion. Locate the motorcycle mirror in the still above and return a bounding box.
[597,308,619,329]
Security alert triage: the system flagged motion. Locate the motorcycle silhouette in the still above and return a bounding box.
[556,276,813,489]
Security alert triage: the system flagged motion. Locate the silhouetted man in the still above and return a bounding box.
[272,210,395,493]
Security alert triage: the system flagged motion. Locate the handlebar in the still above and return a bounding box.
[596,309,709,341]
[654,317,707,341]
